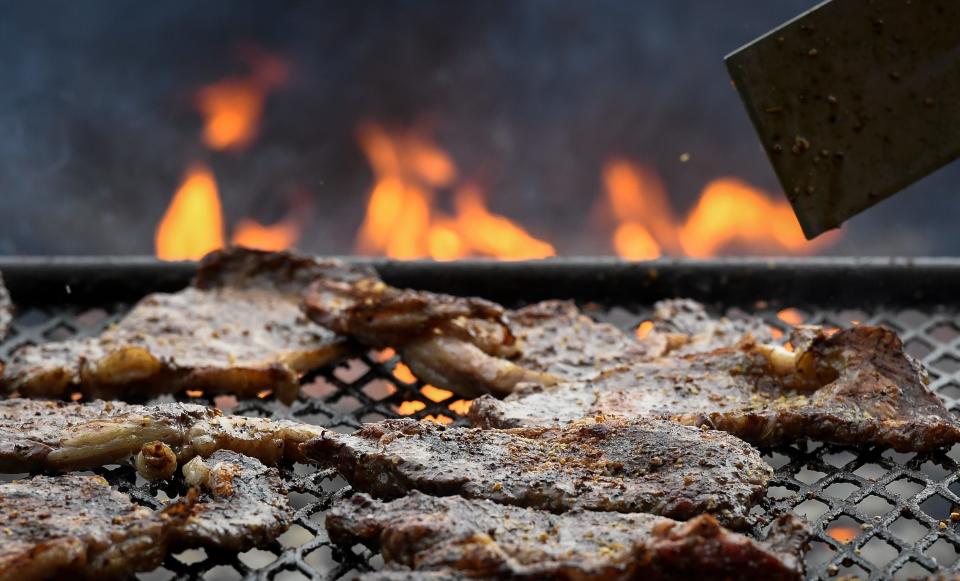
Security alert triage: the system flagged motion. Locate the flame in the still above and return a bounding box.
[601,159,840,259]
[679,178,810,257]
[195,51,289,151]
[230,217,300,251]
[156,164,300,260]
[155,165,225,260]
[356,124,554,260]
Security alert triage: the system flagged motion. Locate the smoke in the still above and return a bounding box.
[0,0,955,256]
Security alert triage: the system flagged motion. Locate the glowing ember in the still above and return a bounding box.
[355,124,554,260]
[421,385,453,402]
[826,525,859,544]
[195,50,289,151]
[155,164,225,261]
[185,389,204,398]
[448,399,472,415]
[393,362,417,383]
[396,400,426,415]
[635,320,655,340]
[70,392,82,402]
[424,414,453,425]
[373,348,397,362]
[777,308,805,326]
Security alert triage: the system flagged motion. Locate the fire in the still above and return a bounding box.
[355,124,555,260]
[195,50,289,151]
[155,165,225,260]
[826,526,859,544]
[679,178,810,257]
[601,159,839,258]
[231,218,300,252]
[155,164,301,260]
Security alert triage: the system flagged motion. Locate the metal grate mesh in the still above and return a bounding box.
[4,298,960,580]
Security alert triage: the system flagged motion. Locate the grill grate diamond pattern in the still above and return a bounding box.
[3,299,960,580]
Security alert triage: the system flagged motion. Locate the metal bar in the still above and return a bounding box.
[1,256,960,307]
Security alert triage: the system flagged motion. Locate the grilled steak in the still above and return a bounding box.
[641,298,773,356]
[302,417,771,528]
[0,450,291,581]
[327,492,807,580]
[177,450,294,550]
[4,247,373,403]
[471,324,960,451]
[0,398,326,474]
[0,270,11,342]
[303,274,656,397]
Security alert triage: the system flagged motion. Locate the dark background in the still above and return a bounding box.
[0,0,955,256]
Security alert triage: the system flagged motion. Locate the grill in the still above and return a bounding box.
[3,257,960,580]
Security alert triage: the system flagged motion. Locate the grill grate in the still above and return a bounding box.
[3,263,960,580]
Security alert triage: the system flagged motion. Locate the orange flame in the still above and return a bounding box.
[601,159,839,259]
[679,178,811,257]
[156,164,300,259]
[230,217,300,252]
[155,165,225,260]
[355,124,554,260]
[195,51,289,151]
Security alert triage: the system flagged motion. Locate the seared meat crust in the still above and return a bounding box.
[327,492,807,580]
[0,450,291,581]
[4,247,373,403]
[302,417,771,528]
[303,274,650,397]
[471,324,960,451]
[0,398,326,474]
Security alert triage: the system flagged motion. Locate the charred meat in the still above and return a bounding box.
[177,450,294,550]
[4,247,373,403]
[302,417,771,528]
[0,398,326,474]
[303,273,653,397]
[327,492,807,580]
[0,450,291,581]
[471,324,960,451]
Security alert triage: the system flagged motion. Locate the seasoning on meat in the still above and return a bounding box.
[301,416,772,529]
[0,398,327,475]
[0,450,291,581]
[327,492,807,580]
[303,272,654,397]
[471,324,960,452]
[3,247,373,403]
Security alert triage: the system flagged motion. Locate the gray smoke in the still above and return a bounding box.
[0,0,955,256]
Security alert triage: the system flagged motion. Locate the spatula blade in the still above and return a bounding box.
[726,0,960,239]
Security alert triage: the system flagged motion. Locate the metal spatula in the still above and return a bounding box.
[726,0,960,239]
